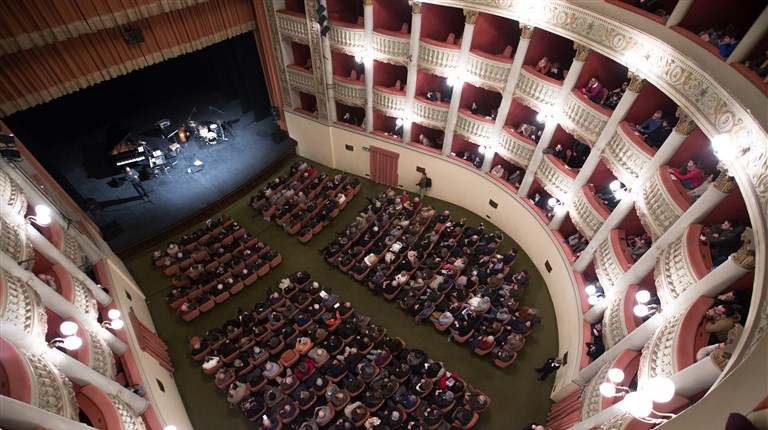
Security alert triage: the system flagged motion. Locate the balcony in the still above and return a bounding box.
[454,109,495,144]
[559,89,612,147]
[50,264,99,319]
[0,269,47,340]
[498,126,536,168]
[601,122,657,186]
[593,229,634,292]
[637,166,693,240]
[328,21,365,54]
[333,75,366,107]
[412,96,450,130]
[276,10,308,43]
[601,284,645,349]
[372,29,410,65]
[286,64,315,94]
[464,49,514,92]
[513,65,562,112]
[580,350,641,419]
[372,86,406,117]
[535,154,577,201]
[418,38,461,75]
[38,221,86,269]
[570,184,611,240]
[654,224,712,306]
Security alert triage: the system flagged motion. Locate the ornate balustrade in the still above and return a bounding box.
[570,185,612,240]
[498,126,536,168]
[0,269,48,340]
[535,154,577,201]
[580,350,641,420]
[654,224,712,306]
[332,76,366,107]
[601,285,645,349]
[455,109,495,144]
[464,49,513,92]
[328,21,365,54]
[372,86,406,116]
[286,65,315,94]
[276,10,308,43]
[560,89,612,146]
[50,264,98,320]
[372,30,410,65]
[593,229,634,292]
[0,168,28,217]
[418,38,461,75]
[513,65,562,112]
[412,97,450,129]
[636,166,693,240]
[601,122,657,186]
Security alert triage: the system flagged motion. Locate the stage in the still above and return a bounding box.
[3,34,296,253]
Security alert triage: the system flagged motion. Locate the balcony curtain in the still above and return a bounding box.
[546,390,583,430]
[0,0,257,117]
[129,311,174,372]
[369,145,399,187]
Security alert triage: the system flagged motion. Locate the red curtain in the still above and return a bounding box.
[370,146,400,187]
[0,0,257,117]
[546,389,584,430]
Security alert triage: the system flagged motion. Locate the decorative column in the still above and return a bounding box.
[573,108,697,270]
[363,0,374,132]
[441,9,479,156]
[727,7,768,63]
[402,1,424,143]
[518,43,592,196]
[665,0,694,27]
[317,0,337,122]
[482,24,536,172]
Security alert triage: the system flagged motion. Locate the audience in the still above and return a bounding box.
[632,110,664,136]
[534,57,551,75]
[602,80,629,110]
[703,219,745,266]
[668,158,704,190]
[579,75,604,104]
[546,62,564,80]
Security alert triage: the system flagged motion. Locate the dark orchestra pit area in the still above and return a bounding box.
[4,34,296,253]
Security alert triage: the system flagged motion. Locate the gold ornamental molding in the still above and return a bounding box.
[673,107,697,135]
[464,9,479,25]
[519,23,535,39]
[732,227,755,270]
[626,71,647,93]
[573,42,592,62]
[713,163,739,194]
[363,0,374,6]
[410,1,423,14]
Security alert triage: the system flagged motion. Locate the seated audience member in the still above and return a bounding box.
[745,49,768,81]
[628,236,652,261]
[426,88,438,101]
[644,117,673,148]
[342,112,358,126]
[566,232,588,254]
[579,75,603,103]
[718,32,740,58]
[534,57,550,75]
[704,219,745,266]
[544,143,568,163]
[546,62,564,80]
[688,170,718,202]
[470,101,480,115]
[507,170,524,187]
[633,110,664,136]
[668,158,703,190]
[418,133,433,147]
[566,140,590,169]
[602,80,629,110]
[490,164,507,179]
[704,305,741,342]
[636,0,659,12]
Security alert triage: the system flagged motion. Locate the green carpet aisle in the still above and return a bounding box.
[124,157,560,430]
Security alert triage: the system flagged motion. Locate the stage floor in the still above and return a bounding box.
[44,92,295,252]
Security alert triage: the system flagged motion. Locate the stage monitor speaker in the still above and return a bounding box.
[270,106,281,123]
[124,29,145,45]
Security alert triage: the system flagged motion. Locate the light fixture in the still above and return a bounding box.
[60,321,79,336]
[634,304,648,317]
[26,204,52,226]
[164,426,178,430]
[354,54,363,64]
[536,112,548,124]
[108,309,122,320]
[103,319,125,330]
[645,377,676,403]
[601,369,677,424]
[711,134,737,161]
[635,290,651,304]
[547,197,558,207]
[608,368,625,383]
[395,117,404,126]
[609,180,621,191]
[585,284,596,296]
[587,295,604,305]
[446,72,462,87]
[48,336,83,350]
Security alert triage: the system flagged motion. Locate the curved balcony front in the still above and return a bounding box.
[78,385,147,430]
[372,29,410,66]
[0,268,48,340]
[513,65,562,113]
[464,49,513,93]
[328,21,365,55]
[593,229,634,292]
[601,284,645,349]
[0,214,34,270]
[637,166,693,240]
[638,296,716,381]
[535,154,577,201]
[372,86,406,117]
[38,220,87,269]
[559,89,612,147]
[0,168,28,218]
[412,96,449,130]
[498,126,536,168]
[333,75,366,107]
[602,122,657,186]
[276,10,308,43]
[418,38,461,76]
[580,350,641,420]
[49,264,98,320]
[455,109,495,144]
[0,337,79,420]
[654,224,712,306]
[286,64,315,95]
[570,184,611,240]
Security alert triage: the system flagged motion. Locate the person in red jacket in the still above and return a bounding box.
[580,75,604,103]
[668,159,704,189]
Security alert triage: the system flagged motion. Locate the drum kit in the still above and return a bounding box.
[180,120,228,145]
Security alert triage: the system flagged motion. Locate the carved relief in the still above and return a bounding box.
[412,100,449,130]
[560,91,609,147]
[573,42,592,61]
[513,67,561,112]
[418,41,461,72]
[372,32,411,66]
[0,269,48,340]
[638,311,684,381]
[305,0,329,121]
[732,227,755,270]
[108,393,148,430]
[465,53,511,92]
[626,72,646,93]
[712,169,738,194]
[71,276,98,320]
[498,130,535,168]
[464,10,479,25]
[599,413,633,430]
[410,1,422,14]
[570,188,606,240]
[674,107,697,135]
[21,349,79,420]
[0,216,34,269]
[581,359,614,419]
[601,129,651,186]
[0,168,28,217]
[535,156,573,200]
[62,230,87,269]
[594,239,627,293]
[519,23,535,39]
[86,328,117,379]
[601,295,627,349]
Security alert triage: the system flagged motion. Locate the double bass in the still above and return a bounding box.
[178,125,190,143]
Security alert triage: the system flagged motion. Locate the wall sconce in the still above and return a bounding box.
[600,368,677,423]
[354,54,363,64]
[102,309,125,330]
[50,321,83,350]
[711,134,749,163]
[585,283,605,305]
[609,180,628,200]
[26,204,52,226]
[633,290,659,318]
[623,49,650,74]
[446,71,463,87]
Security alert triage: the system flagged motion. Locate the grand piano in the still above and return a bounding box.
[110,134,147,167]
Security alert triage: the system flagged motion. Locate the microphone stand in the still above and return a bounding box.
[209,106,225,115]
[186,108,197,123]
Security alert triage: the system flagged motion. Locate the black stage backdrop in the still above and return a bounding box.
[4,32,270,189]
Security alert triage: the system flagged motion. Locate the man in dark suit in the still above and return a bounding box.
[535,357,563,381]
